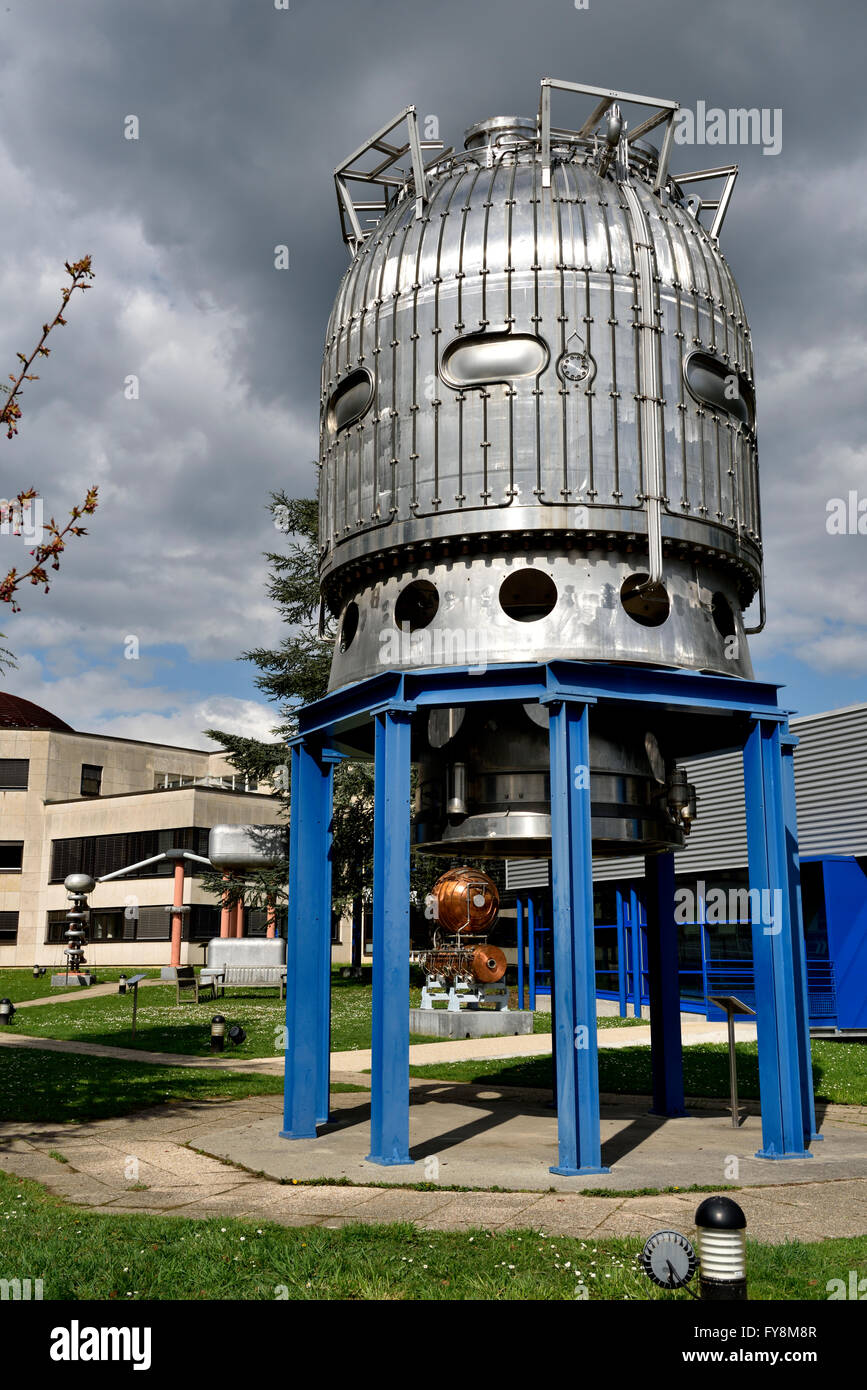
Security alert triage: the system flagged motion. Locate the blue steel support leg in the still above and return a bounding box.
[528,897,537,1011]
[781,732,821,1143]
[367,706,413,1166]
[743,719,812,1160]
[516,899,525,1011]
[547,698,609,1176]
[630,887,642,1017]
[645,852,686,1117]
[616,888,627,1018]
[316,750,341,1125]
[281,739,333,1140]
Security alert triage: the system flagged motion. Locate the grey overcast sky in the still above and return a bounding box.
[0,0,864,745]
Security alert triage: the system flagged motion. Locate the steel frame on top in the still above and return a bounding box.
[280,661,818,1176]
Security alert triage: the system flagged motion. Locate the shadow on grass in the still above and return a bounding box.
[0,1048,282,1125]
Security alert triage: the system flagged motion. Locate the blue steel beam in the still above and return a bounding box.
[547,698,609,1176]
[645,852,686,1117]
[294,661,785,741]
[781,733,821,1143]
[281,739,333,1140]
[743,719,813,1160]
[367,706,414,1166]
[630,886,643,1017]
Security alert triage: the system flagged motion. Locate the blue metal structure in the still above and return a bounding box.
[591,856,864,1029]
[281,660,817,1174]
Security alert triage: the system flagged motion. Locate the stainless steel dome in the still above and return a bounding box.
[318,79,761,856]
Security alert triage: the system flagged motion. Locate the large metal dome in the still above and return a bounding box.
[319,85,760,695]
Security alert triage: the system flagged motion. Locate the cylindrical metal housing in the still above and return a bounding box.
[319,85,763,857]
[320,110,760,691]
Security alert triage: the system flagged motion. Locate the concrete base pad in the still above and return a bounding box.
[194,1084,867,1198]
[410,1008,534,1039]
[50,973,95,988]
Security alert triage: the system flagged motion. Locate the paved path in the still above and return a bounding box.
[14,979,164,1009]
[0,1017,755,1074]
[1,1089,865,1243]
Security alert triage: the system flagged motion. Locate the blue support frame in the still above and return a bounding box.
[279,660,814,1179]
[527,896,537,1012]
[516,898,525,1011]
[616,888,628,1018]
[367,706,414,1166]
[547,697,609,1176]
[645,852,686,1117]
[281,739,333,1139]
[629,886,643,1017]
[781,734,821,1142]
[743,718,813,1160]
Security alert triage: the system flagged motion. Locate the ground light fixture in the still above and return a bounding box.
[0,998,15,1025]
[640,1195,748,1300]
[227,1023,247,1046]
[695,1195,748,1300]
[118,974,128,995]
[210,1015,226,1052]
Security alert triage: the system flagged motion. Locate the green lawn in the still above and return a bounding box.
[0,967,159,1003]
[0,970,649,1055]
[410,1040,867,1106]
[1,972,397,1057]
[0,1168,861,1300]
[0,1046,288,1123]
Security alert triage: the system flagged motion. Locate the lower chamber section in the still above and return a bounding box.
[327,547,755,690]
[414,701,693,858]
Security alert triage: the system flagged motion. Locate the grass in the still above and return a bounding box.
[0,967,157,1003]
[0,1046,282,1123]
[0,1168,862,1300]
[1,971,441,1056]
[410,1040,867,1106]
[0,970,647,1056]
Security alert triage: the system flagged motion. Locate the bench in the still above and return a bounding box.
[175,966,219,1006]
[200,938,288,999]
[201,963,287,999]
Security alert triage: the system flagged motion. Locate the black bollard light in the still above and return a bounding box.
[32,966,40,979]
[0,998,15,1025]
[118,974,128,995]
[695,1195,747,1301]
[210,1015,226,1052]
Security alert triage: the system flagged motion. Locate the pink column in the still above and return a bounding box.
[233,894,245,938]
[266,899,276,939]
[169,860,185,967]
[220,873,232,938]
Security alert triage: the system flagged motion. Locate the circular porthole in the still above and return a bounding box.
[339,601,359,652]
[394,579,439,631]
[620,573,671,627]
[711,592,737,639]
[499,569,558,622]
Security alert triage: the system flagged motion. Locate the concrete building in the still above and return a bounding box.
[0,693,284,969]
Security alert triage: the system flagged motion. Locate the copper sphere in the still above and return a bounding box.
[429,865,499,935]
[471,945,507,983]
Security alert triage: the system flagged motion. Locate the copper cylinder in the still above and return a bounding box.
[471,945,507,983]
[429,865,499,935]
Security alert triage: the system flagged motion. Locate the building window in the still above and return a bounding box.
[0,911,18,941]
[0,841,24,872]
[49,827,211,883]
[80,764,103,797]
[0,758,29,790]
[46,903,222,944]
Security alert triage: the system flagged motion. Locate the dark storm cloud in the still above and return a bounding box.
[0,0,863,737]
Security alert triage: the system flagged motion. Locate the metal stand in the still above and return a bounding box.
[280,661,817,1177]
